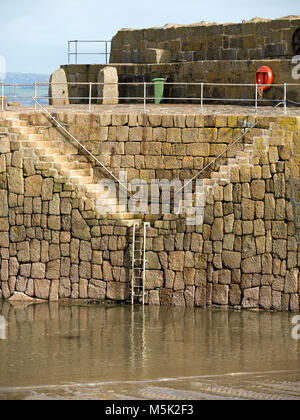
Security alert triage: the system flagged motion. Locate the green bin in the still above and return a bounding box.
[152,78,166,104]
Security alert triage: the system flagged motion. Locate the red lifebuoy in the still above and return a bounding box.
[255,66,274,91]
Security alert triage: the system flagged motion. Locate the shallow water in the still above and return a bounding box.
[0,300,299,400]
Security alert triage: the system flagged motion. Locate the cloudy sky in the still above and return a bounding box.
[0,0,299,75]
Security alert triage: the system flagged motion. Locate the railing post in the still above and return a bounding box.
[142,222,150,306]
[105,41,108,64]
[88,82,92,113]
[68,41,71,65]
[75,41,78,65]
[1,82,4,112]
[200,83,204,113]
[284,83,287,115]
[143,82,147,114]
[34,82,37,112]
[255,83,258,116]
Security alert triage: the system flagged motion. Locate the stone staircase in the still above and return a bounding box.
[0,112,143,227]
[186,128,272,225]
[181,144,256,226]
[0,112,265,229]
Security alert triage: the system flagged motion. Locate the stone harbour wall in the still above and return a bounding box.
[60,16,300,105]
[61,59,300,105]
[0,111,299,312]
[110,16,300,64]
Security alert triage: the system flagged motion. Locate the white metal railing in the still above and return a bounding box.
[32,97,129,192]
[1,81,300,115]
[68,40,111,64]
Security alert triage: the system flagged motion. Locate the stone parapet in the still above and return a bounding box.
[109,17,300,64]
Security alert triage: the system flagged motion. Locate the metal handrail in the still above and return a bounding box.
[68,40,111,65]
[176,101,284,195]
[32,97,129,192]
[1,81,300,114]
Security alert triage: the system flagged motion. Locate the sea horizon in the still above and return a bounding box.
[1,72,50,106]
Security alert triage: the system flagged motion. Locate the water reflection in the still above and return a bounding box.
[0,300,299,399]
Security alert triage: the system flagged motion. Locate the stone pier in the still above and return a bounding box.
[0,106,299,312]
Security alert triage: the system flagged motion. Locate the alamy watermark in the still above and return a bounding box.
[0,315,7,340]
[291,55,300,80]
[95,171,214,226]
[291,315,300,340]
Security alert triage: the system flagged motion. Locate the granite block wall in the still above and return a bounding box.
[109,16,300,64]
[0,111,299,312]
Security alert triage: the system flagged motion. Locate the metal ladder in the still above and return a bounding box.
[131,222,150,305]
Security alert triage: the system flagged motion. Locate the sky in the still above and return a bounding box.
[0,0,299,75]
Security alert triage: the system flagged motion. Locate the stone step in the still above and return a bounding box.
[18,133,45,141]
[40,153,88,164]
[54,162,91,170]
[35,148,61,157]
[60,168,92,177]
[22,149,38,158]
[4,113,22,119]
[39,154,70,162]
[100,201,128,211]
[113,219,143,227]
[20,140,59,149]
[69,175,94,185]
[95,205,128,214]
[107,213,143,220]
[1,119,27,127]
[9,126,39,134]
[33,161,55,171]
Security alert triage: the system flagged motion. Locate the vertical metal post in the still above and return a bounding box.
[75,41,78,65]
[142,222,150,306]
[88,82,92,113]
[284,83,287,115]
[34,82,37,111]
[105,41,108,64]
[200,83,204,113]
[1,82,4,112]
[68,41,71,65]
[255,83,258,116]
[131,221,138,305]
[143,82,147,114]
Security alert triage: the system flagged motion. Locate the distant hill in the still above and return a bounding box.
[2,73,50,106]
[3,72,50,85]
